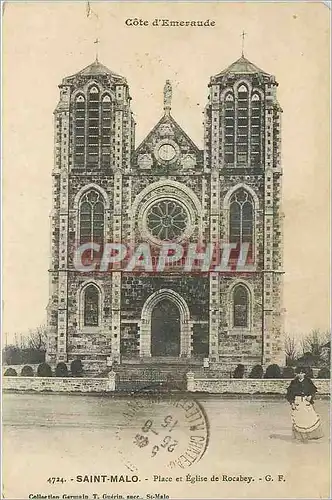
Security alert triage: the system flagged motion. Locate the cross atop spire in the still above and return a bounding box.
[94,38,100,62]
[241,30,247,57]
[163,80,172,115]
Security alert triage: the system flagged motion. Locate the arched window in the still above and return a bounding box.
[74,95,85,168]
[236,84,249,165]
[233,284,249,328]
[73,88,113,170]
[79,190,105,246]
[87,86,100,167]
[250,93,261,166]
[83,284,99,326]
[224,93,235,164]
[101,95,111,168]
[229,189,254,252]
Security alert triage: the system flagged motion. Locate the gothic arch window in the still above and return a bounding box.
[87,86,100,167]
[232,284,249,328]
[79,190,105,246]
[74,95,86,168]
[236,84,249,165]
[250,93,262,166]
[229,189,254,256]
[83,284,100,327]
[224,92,235,164]
[73,87,113,170]
[101,94,111,168]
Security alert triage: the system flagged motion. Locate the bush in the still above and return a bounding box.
[4,368,17,376]
[317,367,330,379]
[55,362,69,377]
[282,366,295,379]
[264,364,282,378]
[71,359,83,377]
[249,364,263,379]
[21,365,34,377]
[37,362,52,377]
[304,366,314,378]
[233,364,245,379]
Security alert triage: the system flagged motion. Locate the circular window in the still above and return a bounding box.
[158,143,177,161]
[154,139,180,164]
[146,200,188,241]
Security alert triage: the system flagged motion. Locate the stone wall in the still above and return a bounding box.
[3,372,116,393]
[186,373,330,395]
[3,373,330,395]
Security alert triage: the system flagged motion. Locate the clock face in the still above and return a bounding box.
[158,143,177,161]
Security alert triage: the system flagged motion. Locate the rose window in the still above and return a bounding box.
[146,200,188,241]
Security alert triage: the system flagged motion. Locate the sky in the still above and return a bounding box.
[2,1,331,343]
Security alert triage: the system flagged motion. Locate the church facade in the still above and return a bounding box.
[46,55,285,373]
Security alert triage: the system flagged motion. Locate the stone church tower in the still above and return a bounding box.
[46,56,284,374]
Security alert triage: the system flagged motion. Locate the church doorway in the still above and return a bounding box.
[151,299,180,356]
[139,288,192,358]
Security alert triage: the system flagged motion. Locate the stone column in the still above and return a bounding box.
[186,372,195,392]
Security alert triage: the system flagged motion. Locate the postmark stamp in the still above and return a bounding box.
[115,389,209,473]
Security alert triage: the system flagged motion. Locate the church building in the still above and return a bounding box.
[46,55,285,374]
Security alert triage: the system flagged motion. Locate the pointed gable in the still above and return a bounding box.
[133,112,202,172]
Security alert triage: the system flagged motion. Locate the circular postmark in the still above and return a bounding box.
[115,387,209,473]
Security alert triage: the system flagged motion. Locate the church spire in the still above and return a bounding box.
[94,38,100,62]
[241,30,247,57]
[163,80,172,115]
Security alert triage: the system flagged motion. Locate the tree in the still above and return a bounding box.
[4,368,17,376]
[264,364,282,378]
[71,359,83,377]
[2,345,23,365]
[27,325,47,351]
[284,335,299,366]
[21,366,34,377]
[2,324,47,365]
[299,329,330,365]
[249,364,263,379]
[37,362,52,377]
[56,362,69,377]
[233,364,245,379]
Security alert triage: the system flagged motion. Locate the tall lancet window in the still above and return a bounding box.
[79,190,105,247]
[236,84,249,165]
[229,189,254,256]
[233,284,249,328]
[224,93,235,164]
[101,95,111,168]
[250,93,261,166]
[74,95,85,168]
[84,284,100,327]
[87,86,100,167]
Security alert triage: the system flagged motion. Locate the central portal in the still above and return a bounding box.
[151,299,180,356]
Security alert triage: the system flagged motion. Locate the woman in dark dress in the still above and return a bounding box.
[286,366,323,441]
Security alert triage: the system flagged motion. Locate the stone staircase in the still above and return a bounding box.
[93,358,234,392]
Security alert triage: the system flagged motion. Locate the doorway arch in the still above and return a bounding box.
[139,289,191,357]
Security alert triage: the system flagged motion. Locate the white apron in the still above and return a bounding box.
[291,396,323,440]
